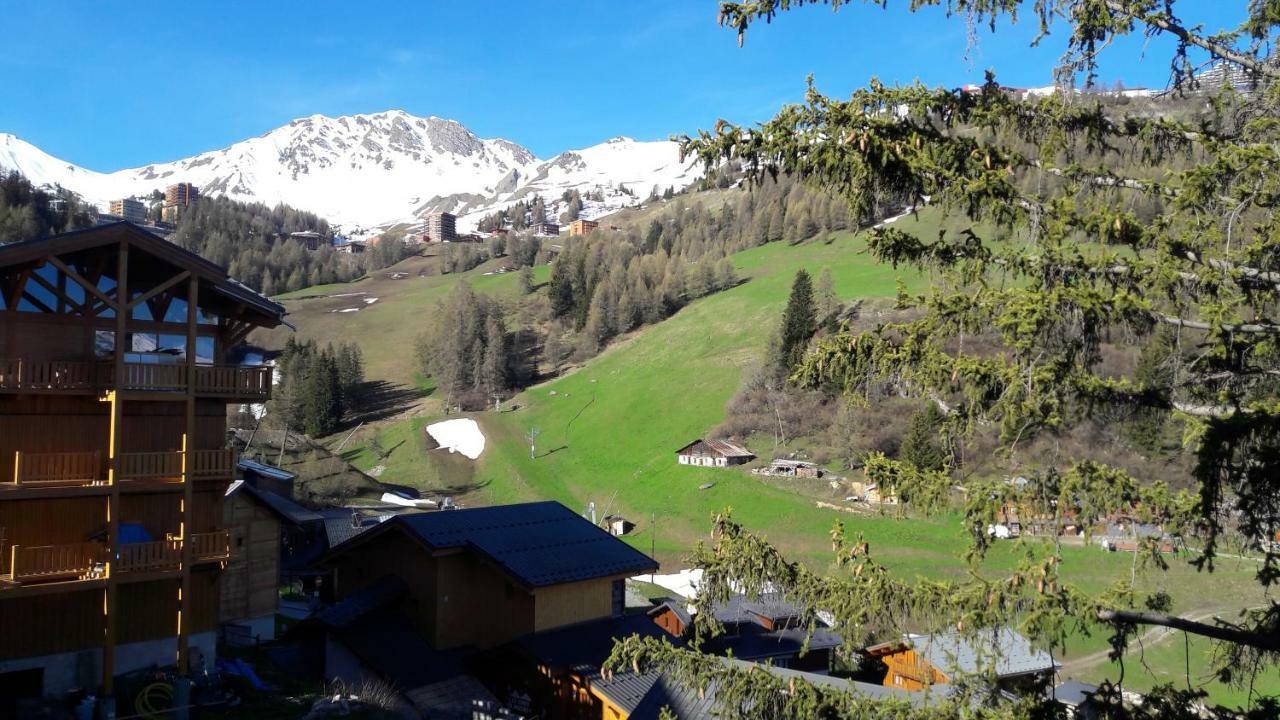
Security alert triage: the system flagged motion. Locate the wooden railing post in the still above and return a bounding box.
[12,451,21,487]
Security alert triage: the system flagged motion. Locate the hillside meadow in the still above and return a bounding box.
[261,211,1275,706]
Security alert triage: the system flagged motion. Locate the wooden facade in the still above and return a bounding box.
[326,524,633,651]
[0,223,285,700]
[219,485,283,638]
[867,644,948,690]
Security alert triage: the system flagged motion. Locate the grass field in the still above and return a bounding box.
[262,211,1276,708]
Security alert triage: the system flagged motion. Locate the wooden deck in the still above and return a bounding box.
[2,449,235,495]
[1,530,232,588]
[0,358,272,401]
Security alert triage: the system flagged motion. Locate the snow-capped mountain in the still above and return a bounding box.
[0,110,701,232]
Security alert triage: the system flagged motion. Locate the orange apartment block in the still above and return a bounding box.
[0,222,285,705]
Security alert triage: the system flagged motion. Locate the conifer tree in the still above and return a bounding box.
[774,269,817,373]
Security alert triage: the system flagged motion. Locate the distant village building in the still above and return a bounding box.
[335,240,366,254]
[764,458,822,478]
[675,439,755,467]
[161,182,199,223]
[108,198,146,224]
[568,219,599,236]
[288,230,324,250]
[424,211,458,243]
[532,221,560,237]
[603,514,634,537]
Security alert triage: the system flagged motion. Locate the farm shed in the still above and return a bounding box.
[766,458,822,478]
[675,439,755,468]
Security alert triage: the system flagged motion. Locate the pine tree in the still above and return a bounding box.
[814,267,838,326]
[775,269,816,373]
[899,404,946,471]
[518,266,535,295]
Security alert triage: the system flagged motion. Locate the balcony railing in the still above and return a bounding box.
[2,450,233,493]
[0,359,272,400]
[7,451,103,488]
[5,542,106,584]
[192,531,231,562]
[116,538,183,574]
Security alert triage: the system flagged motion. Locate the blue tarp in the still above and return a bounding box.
[118,523,154,544]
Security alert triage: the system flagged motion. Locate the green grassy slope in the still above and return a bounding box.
[269,212,1274,706]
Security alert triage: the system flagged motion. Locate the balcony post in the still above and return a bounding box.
[177,273,197,674]
[103,240,127,699]
[12,450,20,487]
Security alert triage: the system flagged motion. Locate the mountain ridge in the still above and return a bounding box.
[0,110,702,233]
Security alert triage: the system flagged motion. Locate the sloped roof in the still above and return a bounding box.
[226,480,322,526]
[320,508,390,547]
[516,613,683,715]
[371,501,658,588]
[675,439,755,458]
[0,222,286,328]
[627,658,938,719]
[916,628,1056,680]
[237,458,298,483]
[648,599,693,628]
[1054,680,1100,708]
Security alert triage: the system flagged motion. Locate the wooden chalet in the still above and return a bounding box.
[674,439,755,468]
[0,222,285,705]
[865,629,1056,693]
[320,501,658,651]
[221,479,321,645]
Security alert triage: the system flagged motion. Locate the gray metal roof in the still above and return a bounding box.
[1053,680,1100,708]
[237,458,298,482]
[226,480,322,525]
[916,628,1056,680]
[391,501,658,588]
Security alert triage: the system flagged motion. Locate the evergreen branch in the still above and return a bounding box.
[1102,0,1280,81]
[1095,608,1280,652]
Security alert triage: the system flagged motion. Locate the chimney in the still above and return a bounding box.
[350,510,361,529]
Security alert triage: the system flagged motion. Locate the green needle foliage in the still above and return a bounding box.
[610,1,1280,717]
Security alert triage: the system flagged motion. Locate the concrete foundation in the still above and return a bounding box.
[0,631,217,698]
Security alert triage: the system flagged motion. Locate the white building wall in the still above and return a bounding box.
[0,631,217,697]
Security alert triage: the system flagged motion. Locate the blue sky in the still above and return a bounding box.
[0,1,1243,170]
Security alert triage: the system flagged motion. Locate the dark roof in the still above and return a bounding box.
[700,594,842,661]
[237,458,298,483]
[226,480,323,526]
[648,599,692,628]
[345,501,658,588]
[916,629,1056,680]
[516,613,684,715]
[0,222,286,328]
[1054,680,1100,708]
[300,575,510,718]
[320,508,389,547]
[310,574,407,629]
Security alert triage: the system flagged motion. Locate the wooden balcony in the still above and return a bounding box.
[1,449,234,497]
[6,451,104,489]
[191,530,231,563]
[0,358,272,401]
[117,449,235,489]
[116,538,182,574]
[2,542,106,585]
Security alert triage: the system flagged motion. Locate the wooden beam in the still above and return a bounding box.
[17,290,56,315]
[126,271,190,311]
[47,256,118,311]
[28,270,86,316]
[178,274,197,674]
[103,240,127,699]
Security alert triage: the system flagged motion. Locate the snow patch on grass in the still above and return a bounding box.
[426,418,486,460]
